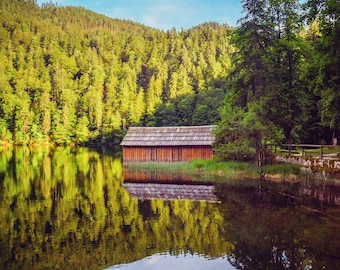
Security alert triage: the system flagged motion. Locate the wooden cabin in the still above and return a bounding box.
[120,125,215,162]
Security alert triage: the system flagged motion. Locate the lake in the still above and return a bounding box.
[0,146,339,269]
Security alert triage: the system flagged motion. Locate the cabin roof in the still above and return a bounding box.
[120,125,215,147]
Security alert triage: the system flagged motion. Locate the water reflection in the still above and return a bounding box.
[0,146,231,269]
[123,166,199,184]
[0,146,339,269]
[105,252,235,270]
[123,182,219,202]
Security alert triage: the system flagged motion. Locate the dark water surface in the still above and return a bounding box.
[0,146,339,269]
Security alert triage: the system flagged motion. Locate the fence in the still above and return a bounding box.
[278,144,340,160]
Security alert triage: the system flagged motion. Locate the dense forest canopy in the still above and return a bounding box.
[214,0,340,162]
[0,0,339,161]
[0,0,233,145]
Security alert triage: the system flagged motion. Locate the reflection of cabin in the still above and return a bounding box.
[123,183,219,202]
[123,168,197,183]
[120,125,215,162]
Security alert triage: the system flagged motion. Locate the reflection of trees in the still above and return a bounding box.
[1,147,339,269]
[129,199,233,258]
[0,147,233,269]
[214,181,340,269]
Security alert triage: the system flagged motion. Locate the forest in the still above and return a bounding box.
[0,0,339,161]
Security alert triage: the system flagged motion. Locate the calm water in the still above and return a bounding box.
[0,146,340,269]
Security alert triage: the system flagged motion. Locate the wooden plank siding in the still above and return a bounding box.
[120,126,215,162]
[122,146,213,162]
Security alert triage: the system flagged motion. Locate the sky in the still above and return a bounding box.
[36,0,243,30]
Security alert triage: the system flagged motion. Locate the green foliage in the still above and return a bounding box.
[191,159,257,173]
[215,93,284,162]
[126,159,260,181]
[215,0,282,163]
[214,137,257,162]
[153,88,224,126]
[304,0,340,134]
[0,119,12,144]
[0,1,233,145]
[1,0,339,151]
[75,116,90,143]
[215,0,340,163]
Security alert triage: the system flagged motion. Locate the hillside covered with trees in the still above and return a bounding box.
[0,0,339,162]
[0,0,232,145]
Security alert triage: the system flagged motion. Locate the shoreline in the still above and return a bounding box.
[123,160,340,185]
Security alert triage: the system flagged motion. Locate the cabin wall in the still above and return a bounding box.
[122,146,213,162]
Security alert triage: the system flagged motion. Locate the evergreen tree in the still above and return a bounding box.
[304,0,340,143]
[216,0,277,164]
[267,0,310,142]
[215,0,304,163]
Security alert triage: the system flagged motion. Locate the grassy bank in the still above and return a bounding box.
[124,159,303,182]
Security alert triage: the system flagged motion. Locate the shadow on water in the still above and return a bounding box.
[0,146,339,269]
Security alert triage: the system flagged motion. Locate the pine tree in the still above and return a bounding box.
[304,0,340,143]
